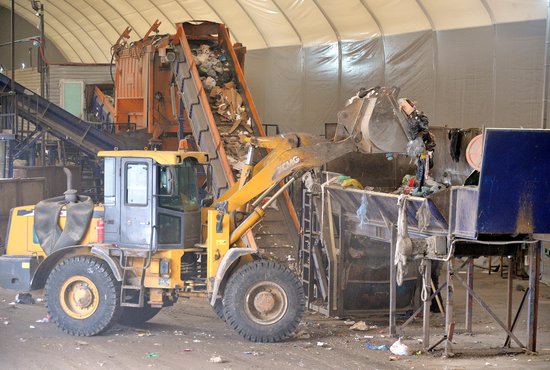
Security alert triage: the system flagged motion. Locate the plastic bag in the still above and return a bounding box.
[390,338,411,356]
[356,193,368,227]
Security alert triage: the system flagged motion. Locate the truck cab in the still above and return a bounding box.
[98,150,210,250]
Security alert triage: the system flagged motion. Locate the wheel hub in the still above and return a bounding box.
[254,291,276,312]
[245,281,288,325]
[73,285,93,308]
[59,275,99,319]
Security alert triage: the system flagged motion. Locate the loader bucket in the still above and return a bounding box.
[335,87,412,154]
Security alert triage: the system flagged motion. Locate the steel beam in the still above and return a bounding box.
[465,257,474,333]
[527,242,541,352]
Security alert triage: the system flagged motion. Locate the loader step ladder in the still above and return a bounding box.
[119,250,150,308]
[300,190,329,314]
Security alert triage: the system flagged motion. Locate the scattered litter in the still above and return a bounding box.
[76,340,88,346]
[3,321,8,325]
[137,330,154,337]
[390,338,411,356]
[29,325,35,329]
[363,335,374,339]
[36,315,52,323]
[209,355,226,363]
[15,293,35,304]
[349,321,369,331]
[9,302,16,306]
[173,330,184,336]
[182,348,193,352]
[389,356,399,361]
[19,338,27,342]
[316,341,329,348]
[344,320,355,326]
[153,343,162,346]
[97,362,105,367]
[363,342,389,351]
[36,297,44,303]
[414,350,422,356]
[243,351,262,356]
[193,339,202,343]
[145,353,159,358]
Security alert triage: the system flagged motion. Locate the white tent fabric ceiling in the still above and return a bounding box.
[1,0,548,133]
[1,0,545,63]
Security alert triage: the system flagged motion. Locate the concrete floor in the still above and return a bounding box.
[0,268,549,369]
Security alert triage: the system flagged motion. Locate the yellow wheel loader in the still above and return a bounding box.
[0,86,412,342]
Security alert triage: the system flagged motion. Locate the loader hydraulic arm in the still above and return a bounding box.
[215,132,361,214]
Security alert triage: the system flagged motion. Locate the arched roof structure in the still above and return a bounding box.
[0,0,546,63]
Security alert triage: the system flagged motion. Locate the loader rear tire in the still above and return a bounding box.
[45,255,121,336]
[223,260,305,342]
[119,305,161,326]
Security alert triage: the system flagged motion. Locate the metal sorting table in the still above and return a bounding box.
[311,128,549,355]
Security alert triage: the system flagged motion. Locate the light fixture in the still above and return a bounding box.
[31,1,43,16]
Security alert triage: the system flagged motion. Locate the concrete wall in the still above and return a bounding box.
[13,165,81,198]
[0,177,46,246]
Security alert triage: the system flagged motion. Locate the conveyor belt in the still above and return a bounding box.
[172,21,300,249]
[0,73,128,157]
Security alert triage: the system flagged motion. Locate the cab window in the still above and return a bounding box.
[158,159,199,212]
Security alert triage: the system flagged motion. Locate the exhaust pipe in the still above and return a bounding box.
[63,167,77,203]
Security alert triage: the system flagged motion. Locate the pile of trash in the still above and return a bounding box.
[394,174,445,197]
[192,43,252,178]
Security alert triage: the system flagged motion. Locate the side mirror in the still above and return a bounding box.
[165,167,174,195]
[200,193,214,208]
[206,165,213,194]
[159,167,177,197]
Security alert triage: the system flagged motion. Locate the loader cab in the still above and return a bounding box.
[98,150,210,249]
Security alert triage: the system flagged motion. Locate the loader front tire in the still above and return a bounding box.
[212,298,225,321]
[45,255,121,336]
[223,260,305,342]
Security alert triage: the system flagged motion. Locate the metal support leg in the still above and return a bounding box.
[504,287,529,348]
[465,257,474,333]
[454,271,524,348]
[527,242,541,352]
[423,260,431,350]
[389,225,397,337]
[444,258,454,356]
[506,256,514,347]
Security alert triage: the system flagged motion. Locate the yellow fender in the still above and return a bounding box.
[30,245,122,290]
[209,248,257,306]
